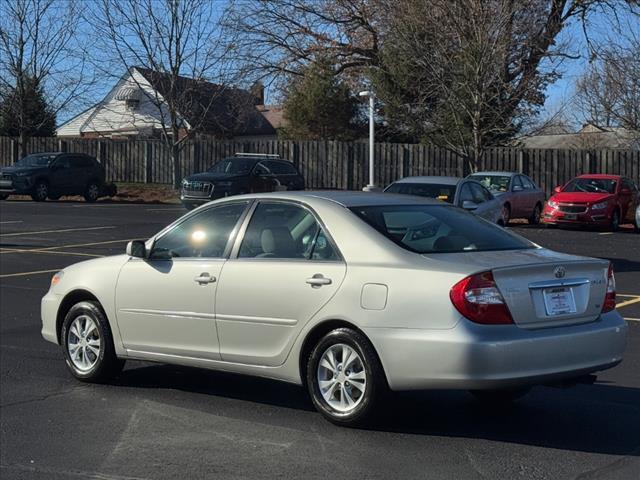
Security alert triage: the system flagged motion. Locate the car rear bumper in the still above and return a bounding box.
[364,310,627,391]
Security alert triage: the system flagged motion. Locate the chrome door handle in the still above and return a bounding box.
[306,274,332,287]
[194,273,216,285]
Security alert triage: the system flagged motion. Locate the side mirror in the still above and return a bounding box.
[512,185,524,192]
[126,240,147,259]
[553,186,562,194]
[462,200,478,210]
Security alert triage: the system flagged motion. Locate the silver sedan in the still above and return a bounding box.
[41,191,627,425]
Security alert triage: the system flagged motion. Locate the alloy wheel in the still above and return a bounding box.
[316,343,367,413]
[67,315,101,371]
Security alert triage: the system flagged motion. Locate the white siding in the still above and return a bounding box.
[57,106,98,137]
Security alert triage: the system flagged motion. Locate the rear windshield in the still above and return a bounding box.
[349,205,534,254]
[16,154,58,167]
[384,182,456,203]
[563,178,617,194]
[208,158,257,175]
[468,174,510,192]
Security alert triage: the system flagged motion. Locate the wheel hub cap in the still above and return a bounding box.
[317,343,367,413]
[67,315,101,371]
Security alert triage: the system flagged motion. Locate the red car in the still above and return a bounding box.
[542,174,640,231]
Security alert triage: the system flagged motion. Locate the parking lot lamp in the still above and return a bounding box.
[359,90,377,191]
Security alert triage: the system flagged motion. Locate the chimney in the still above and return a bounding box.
[250,81,265,106]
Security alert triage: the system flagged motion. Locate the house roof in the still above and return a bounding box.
[517,124,640,150]
[134,67,276,137]
[258,105,286,130]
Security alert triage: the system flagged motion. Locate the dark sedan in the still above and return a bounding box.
[180,154,305,209]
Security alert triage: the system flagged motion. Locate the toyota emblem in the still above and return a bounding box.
[553,266,566,278]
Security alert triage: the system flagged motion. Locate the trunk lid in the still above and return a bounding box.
[423,248,609,328]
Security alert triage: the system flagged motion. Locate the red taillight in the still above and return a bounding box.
[449,271,514,324]
[602,263,616,313]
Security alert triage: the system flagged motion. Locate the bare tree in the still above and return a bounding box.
[575,26,640,130]
[225,0,638,172]
[89,0,238,187]
[0,0,90,157]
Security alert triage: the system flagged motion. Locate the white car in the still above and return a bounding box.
[41,191,627,425]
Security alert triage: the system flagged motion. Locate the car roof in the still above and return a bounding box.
[576,174,621,180]
[469,171,517,177]
[230,190,445,207]
[390,176,462,186]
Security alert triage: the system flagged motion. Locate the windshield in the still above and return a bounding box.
[562,178,617,194]
[468,174,511,192]
[384,183,457,203]
[208,158,257,175]
[349,205,534,254]
[16,154,57,167]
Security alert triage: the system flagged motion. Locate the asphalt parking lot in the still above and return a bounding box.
[1,199,639,480]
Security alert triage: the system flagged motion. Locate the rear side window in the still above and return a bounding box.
[349,205,534,254]
[238,202,338,260]
[385,182,456,203]
[261,160,298,175]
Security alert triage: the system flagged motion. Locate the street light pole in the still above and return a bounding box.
[359,90,376,191]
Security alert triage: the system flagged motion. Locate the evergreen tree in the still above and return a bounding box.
[282,59,359,140]
[0,76,56,137]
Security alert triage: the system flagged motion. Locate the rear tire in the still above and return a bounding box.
[528,204,542,225]
[60,301,125,383]
[306,328,387,426]
[470,387,531,404]
[31,181,48,202]
[84,182,100,202]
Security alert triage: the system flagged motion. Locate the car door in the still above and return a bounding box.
[469,182,502,223]
[48,155,74,194]
[509,175,526,216]
[115,201,250,359]
[620,178,638,222]
[68,155,92,194]
[215,200,346,366]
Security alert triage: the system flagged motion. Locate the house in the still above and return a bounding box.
[517,123,640,150]
[57,67,278,139]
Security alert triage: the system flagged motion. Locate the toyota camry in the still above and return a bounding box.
[41,191,627,425]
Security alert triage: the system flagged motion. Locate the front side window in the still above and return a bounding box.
[470,183,491,203]
[16,154,58,167]
[350,205,534,254]
[238,202,338,260]
[385,182,456,203]
[262,160,298,175]
[521,176,536,189]
[458,183,474,203]
[151,202,248,259]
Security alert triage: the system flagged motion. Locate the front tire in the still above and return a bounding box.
[528,204,542,225]
[610,210,620,232]
[306,328,386,426]
[84,182,100,202]
[502,204,511,226]
[0,193,9,200]
[61,301,124,382]
[31,181,48,202]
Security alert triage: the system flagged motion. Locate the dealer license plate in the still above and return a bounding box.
[543,287,577,316]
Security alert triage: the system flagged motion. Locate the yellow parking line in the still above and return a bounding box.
[0,269,61,278]
[617,294,639,298]
[617,297,640,309]
[0,220,23,225]
[0,226,115,237]
[625,317,640,322]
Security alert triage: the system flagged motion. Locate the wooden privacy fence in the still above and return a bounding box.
[1,136,638,195]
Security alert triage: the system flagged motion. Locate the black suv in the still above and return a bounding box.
[180,154,305,209]
[0,152,115,202]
